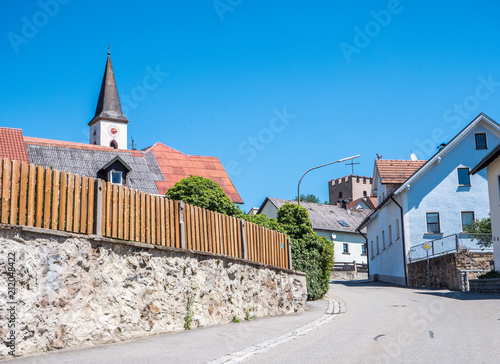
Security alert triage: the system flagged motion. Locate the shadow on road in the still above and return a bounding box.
[415,290,500,301]
[331,279,500,301]
[330,280,395,288]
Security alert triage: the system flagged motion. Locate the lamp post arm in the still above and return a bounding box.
[297,155,360,206]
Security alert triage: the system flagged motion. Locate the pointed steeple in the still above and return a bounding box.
[89,51,129,126]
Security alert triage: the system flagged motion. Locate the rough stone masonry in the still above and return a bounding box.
[0,225,307,359]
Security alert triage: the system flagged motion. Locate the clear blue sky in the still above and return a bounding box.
[2,1,500,211]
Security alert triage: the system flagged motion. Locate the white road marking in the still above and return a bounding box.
[206,295,345,364]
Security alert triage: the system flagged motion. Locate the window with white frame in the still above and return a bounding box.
[388,225,392,245]
[382,230,385,250]
[426,213,441,233]
[110,170,123,185]
[362,245,366,255]
[376,236,380,254]
[457,168,471,186]
[343,243,349,254]
[461,211,474,231]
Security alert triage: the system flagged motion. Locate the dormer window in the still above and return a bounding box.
[98,156,131,186]
[475,133,487,150]
[110,170,123,185]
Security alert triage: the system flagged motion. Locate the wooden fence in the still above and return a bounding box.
[0,158,290,269]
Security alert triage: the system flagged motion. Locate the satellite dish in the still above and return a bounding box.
[410,153,418,161]
[331,233,337,240]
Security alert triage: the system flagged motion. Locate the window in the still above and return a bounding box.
[110,170,123,185]
[388,225,392,245]
[395,219,400,240]
[343,243,349,254]
[376,236,380,254]
[363,190,367,197]
[110,140,118,149]
[362,245,366,255]
[498,175,500,200]
[475,133,487,150]
[370,240,374,258]
[461,211,474,231]
[457,168,471,186]
[426,213,440,233]
[337,220,350,227]
[382,230,386,250]
[338,192,343,198]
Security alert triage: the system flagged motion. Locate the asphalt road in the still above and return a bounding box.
[246,281,500,364]
[6,281,500,363]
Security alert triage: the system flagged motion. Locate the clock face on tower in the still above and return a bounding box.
[108,125,120,137]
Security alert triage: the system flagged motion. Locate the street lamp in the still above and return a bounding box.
[297,155,360,206]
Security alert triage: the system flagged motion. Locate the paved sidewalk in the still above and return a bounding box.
[5,298,332,364]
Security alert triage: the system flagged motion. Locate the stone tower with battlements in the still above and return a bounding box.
[328,175,373,205]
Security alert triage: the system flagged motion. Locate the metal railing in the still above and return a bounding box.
[408,233,493,262]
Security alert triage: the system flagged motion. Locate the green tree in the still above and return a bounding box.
[166,176,243,217]
[465,215,492,248]
[243,214,284,233]
[293,194,323,204]
[277,204,334,300]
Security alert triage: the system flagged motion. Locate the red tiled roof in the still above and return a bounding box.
[367,197,378,209]
[347,196,378,210]
[0,128,29,163]
[149,143,243,204]
[376,159,427,184]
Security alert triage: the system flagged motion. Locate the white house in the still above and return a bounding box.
[471,142,500,271]
[257,197,371,264]
[357,113,500,285]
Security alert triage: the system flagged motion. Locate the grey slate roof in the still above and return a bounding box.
[264,197,370,233]
[89,54,129,125]
[25,143,164,195]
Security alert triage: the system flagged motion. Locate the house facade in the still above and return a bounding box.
[471,142,500,271]
[258,197,370,264]
[358,113,500,285]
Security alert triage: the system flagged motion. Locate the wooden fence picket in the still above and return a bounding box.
[0,158,291,269]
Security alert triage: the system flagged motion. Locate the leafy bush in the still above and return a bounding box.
[243,213,284,233]
[478,270,500,279]
[465,215,492,248]
[166,175,243,217]
[277,204,334,300]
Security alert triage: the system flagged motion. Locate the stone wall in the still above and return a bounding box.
[469,278,500,294]
[0,225,307,359]
[407,251,494,290]
[330,270,368,281]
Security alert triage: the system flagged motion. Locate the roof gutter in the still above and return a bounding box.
[390,195,407,286]
[357,230,370,278]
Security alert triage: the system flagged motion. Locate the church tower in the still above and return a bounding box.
[89,50,129,149]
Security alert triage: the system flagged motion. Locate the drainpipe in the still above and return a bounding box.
[358,230,370,279]
[391,196,408,286]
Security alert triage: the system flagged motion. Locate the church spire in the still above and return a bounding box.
[89,51,129,149]
[89,51,128,126]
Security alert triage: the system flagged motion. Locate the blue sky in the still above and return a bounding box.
[2,1,500,210]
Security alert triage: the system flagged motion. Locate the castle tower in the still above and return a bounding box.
[88,51,129,149]
[328,175,373,205]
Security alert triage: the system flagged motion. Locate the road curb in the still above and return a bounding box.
[207,294,345,363]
